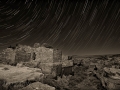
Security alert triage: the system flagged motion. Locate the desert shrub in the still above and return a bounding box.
[67,85,82,90]
[97,84,107,90]
[69,76,84,86]
[8,83,25,90]
[3,67,9,70]
[9,61,17,66]
[0,79,7,90]
[0,79,6,85]
[74,66,88,73]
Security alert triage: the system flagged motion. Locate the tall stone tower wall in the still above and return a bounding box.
[53,49,62,63]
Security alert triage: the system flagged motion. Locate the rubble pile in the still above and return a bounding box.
[71,55,120,90]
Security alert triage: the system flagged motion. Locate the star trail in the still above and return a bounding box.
[0,0,120,55]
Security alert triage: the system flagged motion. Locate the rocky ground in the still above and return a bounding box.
[0,64,44,90]
[0,54,120,90]
[42,65,106,90]
[0,63,106,90]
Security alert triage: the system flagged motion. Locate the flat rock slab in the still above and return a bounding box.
[20,82,55,90]
[62,60,73,67]
[0,64,44,85]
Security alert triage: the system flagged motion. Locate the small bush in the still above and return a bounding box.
[3,67,9,70]
[0,79,7,90]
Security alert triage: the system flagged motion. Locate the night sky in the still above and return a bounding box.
[0,0,120,55]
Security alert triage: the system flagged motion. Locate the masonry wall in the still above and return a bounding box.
[40,47,53,63]
[34,48,62,76]
[62,66,73,76]
[51,63,62,77]
[33,47,41,61]
[1,45,63,77]
[15,51,31,63]
[33,47,62,63]
[33,47,53,63]
[1,48,16,63]
[53,49,62,62]
[33,47,53,74]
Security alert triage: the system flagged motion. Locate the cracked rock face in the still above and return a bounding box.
[103,67,120,90]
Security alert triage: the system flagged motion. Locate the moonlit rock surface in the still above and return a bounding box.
[0,64,44,85]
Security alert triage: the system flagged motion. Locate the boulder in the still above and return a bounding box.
[103,67,120,89]
[104,77,120,90]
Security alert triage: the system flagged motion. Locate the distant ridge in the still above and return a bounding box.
[72,54,120,58]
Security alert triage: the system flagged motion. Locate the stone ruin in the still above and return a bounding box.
[61,55,74,76]
[0,48,16,64]
[31,44,62,77]
[0,43,62,77]
[2,45,120,90]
